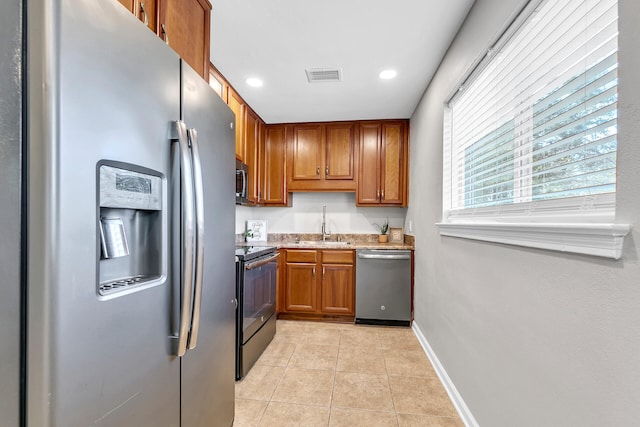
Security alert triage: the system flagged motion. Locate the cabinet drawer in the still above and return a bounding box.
[286,250,317,263]
[321,250,354,264]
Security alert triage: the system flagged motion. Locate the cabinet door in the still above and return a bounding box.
[357,122,382,204]
[290,124,324,182]
[228,89,245,161]
[161,0,211,78]
[245,108,259,204]
[137,0,157,33]
[325,123,355,181]
[117,0,157,33]
[284,263,318,312]
[321,264,354,315]
[117,0,135,13]
[261,125,288,206]
[381,121,407,205]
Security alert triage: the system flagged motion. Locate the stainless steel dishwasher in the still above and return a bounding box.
[355,249,412,326]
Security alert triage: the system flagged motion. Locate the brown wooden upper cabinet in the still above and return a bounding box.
[261,125,288,206]
[228,89,246,162]
[117,0,157,33]
[160,0,211,79]
[116,0,211,79]
[357,121,409,206]
[287,122,357,192]
[244,108,260,204]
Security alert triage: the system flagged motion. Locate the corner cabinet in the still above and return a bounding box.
[280,249,354,319]
[287,122,357,192]
[260,125,288,206]
[357,120,409,206]
[245,108,260,204]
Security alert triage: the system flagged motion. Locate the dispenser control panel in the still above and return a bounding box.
[99,165,162,210]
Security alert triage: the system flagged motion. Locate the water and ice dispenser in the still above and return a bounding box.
[98,163,164,297]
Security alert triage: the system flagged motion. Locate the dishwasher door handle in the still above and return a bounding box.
[358,253,411,260]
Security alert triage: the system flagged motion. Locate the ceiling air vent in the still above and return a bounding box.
[305,68,342,83]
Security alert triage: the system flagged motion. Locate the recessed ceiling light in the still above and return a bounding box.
[379,69,397,80]
[246,77,263,87]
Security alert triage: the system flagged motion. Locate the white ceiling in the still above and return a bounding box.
[210,0,474,124]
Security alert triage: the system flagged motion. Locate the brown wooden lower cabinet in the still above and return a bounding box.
[284,262,317,312]
[279,249,355,320]
[320,263,354,315]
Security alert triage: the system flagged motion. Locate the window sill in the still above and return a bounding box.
[435,222,631,259]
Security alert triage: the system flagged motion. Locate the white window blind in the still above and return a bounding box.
[443,0,618,223]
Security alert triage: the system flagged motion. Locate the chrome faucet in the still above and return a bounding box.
[321,205,331,241]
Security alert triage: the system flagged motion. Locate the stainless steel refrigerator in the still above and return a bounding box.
[0,0,236,426]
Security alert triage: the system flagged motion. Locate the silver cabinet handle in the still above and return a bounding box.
[322,267,325,278]
[325,165,329,176]
[381,189,384,200]
[139,1,148,26]
[187,128,205,350]
[316,167,320,176]
[312,267,316,276]
[377,189,380,200]
[161,23,169,45]
[172,121,195,357]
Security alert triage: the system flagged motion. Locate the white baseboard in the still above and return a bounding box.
[412,322,479,427]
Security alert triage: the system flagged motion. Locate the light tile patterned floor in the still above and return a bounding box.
[234,320,463,427]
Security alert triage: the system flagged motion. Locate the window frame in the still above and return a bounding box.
[437,0,629,259]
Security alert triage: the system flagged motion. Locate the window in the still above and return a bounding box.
[438,0,629,259]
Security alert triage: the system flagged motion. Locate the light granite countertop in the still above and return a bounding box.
[237,233,415,250]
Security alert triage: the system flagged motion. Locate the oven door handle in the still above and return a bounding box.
[245,252,280,270]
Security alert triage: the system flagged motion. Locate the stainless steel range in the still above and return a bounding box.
[235,246,279,380]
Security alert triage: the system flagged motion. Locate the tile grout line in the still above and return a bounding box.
[326,329,343,427]
[378,329,401,427]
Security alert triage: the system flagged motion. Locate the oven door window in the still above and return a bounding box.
[241,257,277,343]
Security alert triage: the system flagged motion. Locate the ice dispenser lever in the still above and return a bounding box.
[100,217,130,259]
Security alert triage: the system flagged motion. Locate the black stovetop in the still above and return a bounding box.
[235,245,276,262]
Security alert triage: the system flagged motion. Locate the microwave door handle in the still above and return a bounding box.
[242,169,247,198]
[171,121,196,357]
[186,128,205,350]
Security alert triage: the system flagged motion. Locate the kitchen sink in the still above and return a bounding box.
[294,240,352,246]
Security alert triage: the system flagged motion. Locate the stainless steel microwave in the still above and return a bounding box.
[235,160,249,205]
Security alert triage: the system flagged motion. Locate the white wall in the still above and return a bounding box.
[235,192,407,235]
[407,0,640,425]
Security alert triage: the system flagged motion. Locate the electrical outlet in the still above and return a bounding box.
[409,220,413,233]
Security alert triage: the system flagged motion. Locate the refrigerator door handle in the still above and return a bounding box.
[186,128,205,350]
[172,121,196,357]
